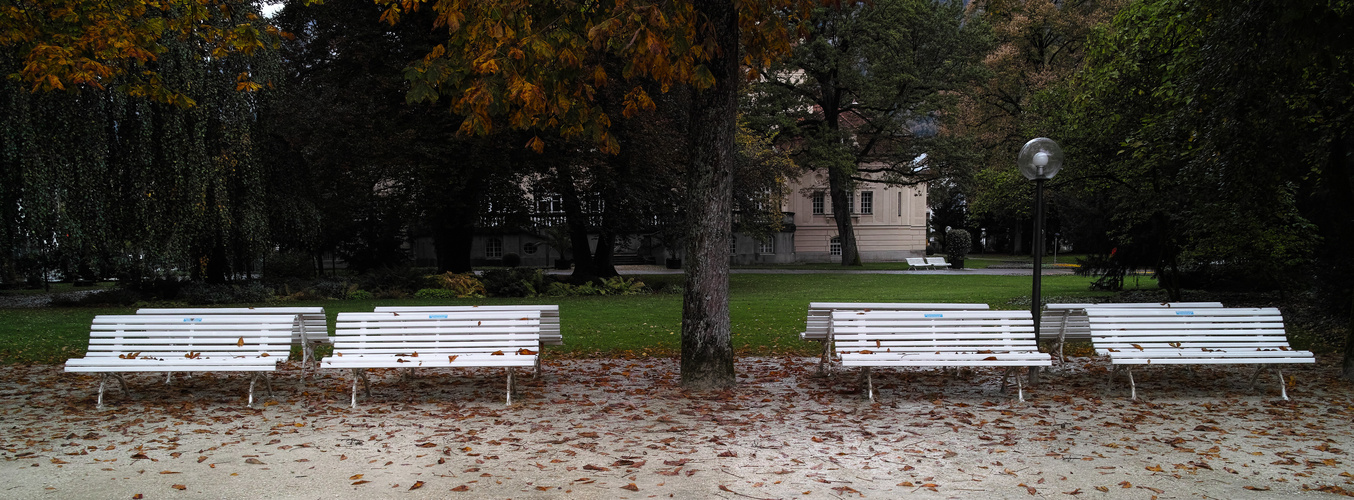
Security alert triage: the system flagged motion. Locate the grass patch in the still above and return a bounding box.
[0,273,1108,364]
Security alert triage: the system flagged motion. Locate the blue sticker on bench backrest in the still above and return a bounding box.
[1175,311,1194,315]
[925,314,943,318]
[184,318,202,322]
[429,314,448,319]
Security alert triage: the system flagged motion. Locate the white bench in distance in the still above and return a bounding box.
[137,307,329,370]
[323,311,541,407]
[802,302,990,373]
[831,310,1051,401]
[1085,307,1314,400]
[925,257,952,268]
[1043,302,1224,364]
[906,257,933,270]
[65,315,294,407]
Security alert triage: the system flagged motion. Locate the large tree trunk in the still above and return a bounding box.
[1329,134,1354,379]
[828,167,861,266]
[556,165,597,280]
[680,0,738,391]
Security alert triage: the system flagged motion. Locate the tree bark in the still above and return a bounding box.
[680,0,738,391]
[828,166,861,266]
[556,165,597,280]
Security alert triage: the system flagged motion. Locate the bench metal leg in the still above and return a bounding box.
[1016,371,1025,402]
[817,340,832,377]
[858,367,874,402]
[96,373,129,409]
[1127,368,1137,400]
[350,369,371,408]
[505,369,516,405]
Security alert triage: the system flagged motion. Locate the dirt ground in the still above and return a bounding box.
[2,356,1353,499]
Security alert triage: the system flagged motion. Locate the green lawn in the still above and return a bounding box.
[0,273,1120,364]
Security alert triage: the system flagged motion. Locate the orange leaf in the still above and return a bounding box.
[1146,465,1163,472]
[409,481,425,491]
[171,485,186,491]
[451,485,470,492]
[984,356,998,361]
[448,355,458,363]
[491,350,505,356]
[518,348,537,355]
[352,480,370,486]
[349,474,363,480]
[621,483,639,491]
[238,337,245,347]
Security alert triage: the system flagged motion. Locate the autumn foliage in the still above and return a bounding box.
[373,0,819,153]
[1,0,279,106]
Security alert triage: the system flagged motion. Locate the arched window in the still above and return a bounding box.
[486,237,503,259]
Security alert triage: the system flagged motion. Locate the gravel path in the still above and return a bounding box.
[2,357,1352,499]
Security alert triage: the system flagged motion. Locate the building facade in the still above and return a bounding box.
[420,169,929,268]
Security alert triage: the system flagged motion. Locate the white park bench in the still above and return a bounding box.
[323,311,541,407]
[905,257,933,270]
[1042,302,1224,364]
[1085,307,1314,400]
[802,302,990,373]
[925,257,952,268]
[831,310,1051,401]
[137,307,329,370]
[65,315,294,407]
[374,305,560,376]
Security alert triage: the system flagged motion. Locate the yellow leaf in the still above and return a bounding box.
[237,337,244,347]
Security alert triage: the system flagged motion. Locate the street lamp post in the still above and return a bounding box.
[1017,138,1064,346]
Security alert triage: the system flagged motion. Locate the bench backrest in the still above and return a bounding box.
[85,315,295,359]
[137,307,327,343]
[373,305,560,345]
[334,311,541,356]
[1042,302,1225,340]
[906,257,930,268]
[925,257,950,266]
[803,303,989,340]
[1085,307,1292,353]
[832,310,1036,354]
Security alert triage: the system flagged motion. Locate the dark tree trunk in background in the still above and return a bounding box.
[680,0,738,391]
[556,165,597,280]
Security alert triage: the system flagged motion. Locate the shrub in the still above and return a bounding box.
[262,251,316,285]
[480,268,550,297]
[178,282,273,305]
[601,276,646,295]
[349,289,374,301]
[51,288,142,307]
[358,266,427,295]
[425,272,487,298]
[502,253,521,268]
[311,279,355,299]
[945,229,972,262]
[415,288,459,299]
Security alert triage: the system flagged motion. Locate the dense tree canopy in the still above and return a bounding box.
[746,0,989,265]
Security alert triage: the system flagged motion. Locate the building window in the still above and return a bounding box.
[759,238,775,254]
[830,236,842,256]
[860,191,873,215]
[812,192,825,215]
[730,237,737,255]
[486,238,503,259]
[523,242,538,255]
[845,192,854,214]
